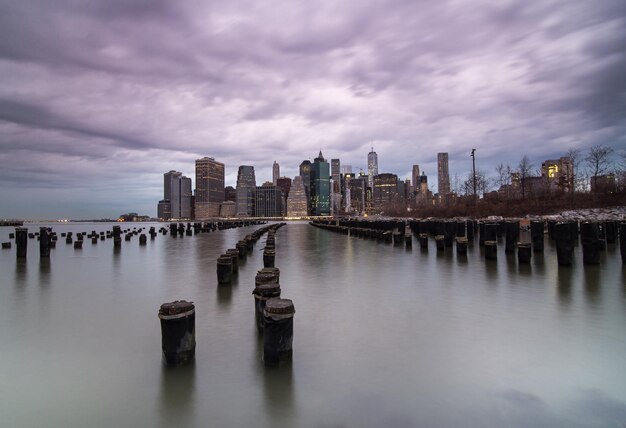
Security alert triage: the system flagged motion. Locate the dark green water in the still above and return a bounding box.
[1,222,625,427]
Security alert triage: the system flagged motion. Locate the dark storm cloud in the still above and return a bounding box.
[0,0,625,217]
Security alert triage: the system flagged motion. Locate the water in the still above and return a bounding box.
[1,222,625,428]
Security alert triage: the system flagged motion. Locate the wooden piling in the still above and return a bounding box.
[263,298,295,366]
[158,301,195,366]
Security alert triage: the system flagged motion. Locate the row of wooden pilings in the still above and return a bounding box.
[252,224,296,367]
[3,220,266,258]
[310,218,626,265]
[157,223,294,367]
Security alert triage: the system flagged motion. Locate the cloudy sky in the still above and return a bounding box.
[1,0,625,219]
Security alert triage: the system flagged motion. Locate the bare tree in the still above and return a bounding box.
[518,155,533,200]
[565,147,582,192]
[463,169,491,197]
[585,144,614,178]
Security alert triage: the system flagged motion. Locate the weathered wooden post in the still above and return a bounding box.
[456,221,466,238]
[39,227,51,258]
[66,232,73,244]
[444,221,456,248]
[456,237,467,255]
[15,227,28,258]
[619,222,626,264]
[256,268,280,285]
[113,226,122,248]
[217,255,233,284]
[505,221,519,254]
[466,220,475,242]
[479,222,486,246]
[139,234,147,245]
[517,243,531,263]
[405,234,412,248]
[158,301,195,366]
[530,220,544,252]
[74,240,83,249]
[226,249,240,274]
[435,235,445,252]
[485,241,498,260]
[418,233,429,249]
[253,283,281,333]
[236,241,247,260]
[555,222,573,266]
[263,298,295,366]
[392,231,403,246]
[263,248,275,268]
[484,223,498,243]
[581,222,601,265]
[604,221,617,244]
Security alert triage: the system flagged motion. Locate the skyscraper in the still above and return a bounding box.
[341,165,352,174]
[272,161,280,185]
[367,146,378,188]
[276,176,292,199]
[287,176,308,217]
[299,160,312,214]
[373,173,398,213]
[311,151,330,216]
[330,159,341,214]
[195,157,225,219]
[437,153,450,199]
[255,183,283,217]
[412,165,420,191]
[160,170,192,220]
[331,159,341,182]
[236,165,256,217]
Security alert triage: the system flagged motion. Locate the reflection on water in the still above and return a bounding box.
[217,284,233,306]
[583,265,601,309]
[0,222,625,428]
[39,258,51,286]
[15,258,27,286]
[557,266,573,308]
[262,362,295,425]
[159,361,196,428]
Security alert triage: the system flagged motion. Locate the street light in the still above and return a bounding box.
[471,149,477,200]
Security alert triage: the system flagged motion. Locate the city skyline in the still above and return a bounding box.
[1,0,625,218]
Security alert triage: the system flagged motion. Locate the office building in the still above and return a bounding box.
[272,161,280,185]
[276,177,292,199]
[236,165,256,217]
[311,151,331,216]
[157,199,171,220]
[219,201,236,217]
[412,165,420,191]
[255,184,283,217]
[287,176,308,217]
[299,160,312,214]
[224,186,236,202]
[373,173,398,213]
[195,157,225,219]
[437,153,450,200]
[160,170,192,220]
[331,159,341,182]
[541,157,573,192]
[341,165,353,174]
[367,147,378,188]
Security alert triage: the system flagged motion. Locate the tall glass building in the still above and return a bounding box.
[311,151,330,216]
[367,147,378,188]
[236,165,256,217]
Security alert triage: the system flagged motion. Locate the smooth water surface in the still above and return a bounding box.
[1,222,625,427]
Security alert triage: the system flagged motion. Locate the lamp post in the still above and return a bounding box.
[471,149,477,200]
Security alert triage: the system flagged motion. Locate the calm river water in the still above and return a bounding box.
[1,222,625,428]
